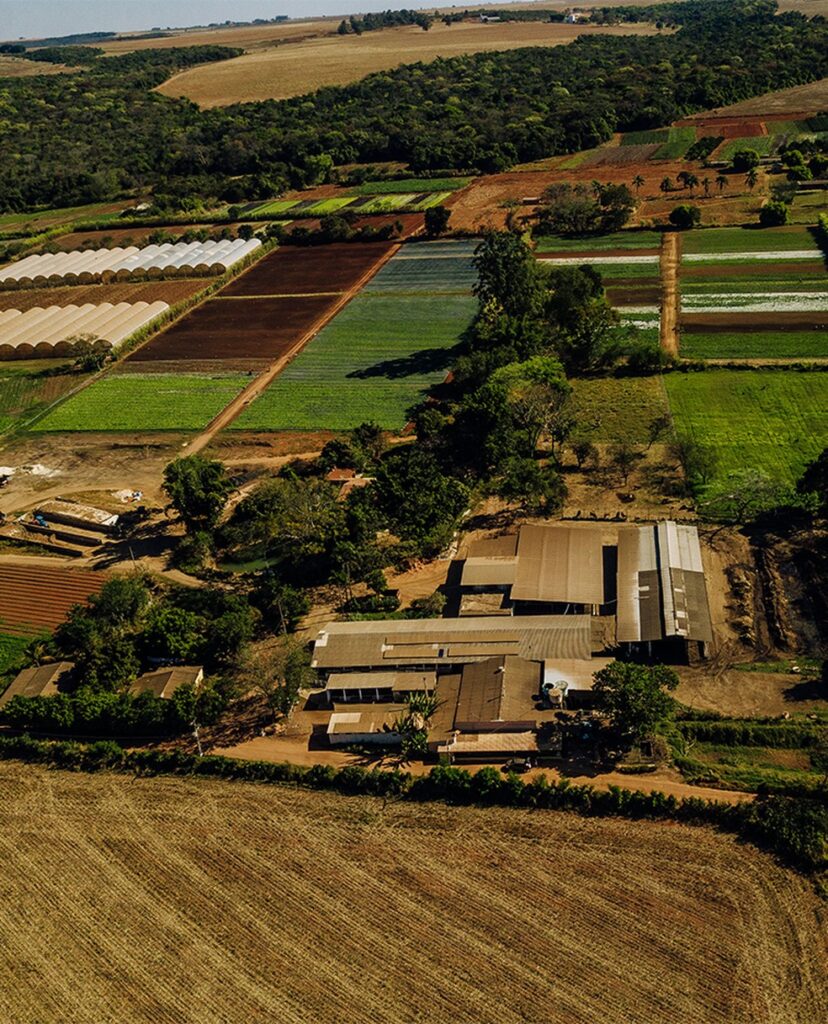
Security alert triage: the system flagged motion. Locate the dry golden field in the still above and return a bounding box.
[685,76,828,119]
[0,762,826,1024]
[155,21,661,107]
[0,56,76,77]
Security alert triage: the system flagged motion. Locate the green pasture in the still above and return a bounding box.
[32,373,249,432]
[250,199,300,216]
[681,225,819,255]
[621,129,669,146]
[305,197,356,215]
[348,177,471,195]
[680,332,828,360]
[716,135,778,160]
[535,230,662,253]
[653,127,696,159]
[663,369,828,491]
[0,363,85,434]
[0,633,31,677]
[568,376,670,446]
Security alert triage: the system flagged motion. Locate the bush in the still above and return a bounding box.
[668,204,701,230]
[758,200,789,228]
[732,149,760,172]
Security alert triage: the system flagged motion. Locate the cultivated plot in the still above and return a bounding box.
[664,370,828,490]
[222,242,394,297]
[32,374,250,432]
[0,564,105,636]
[233,241,478,430]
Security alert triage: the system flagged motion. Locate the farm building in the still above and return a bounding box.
[0,301,169,359]
[0,238,260,288]
[457,521,713,658]
[327,710,403,748]
[0,662,74,708]
[35,498,119,534]
[322,670,435,705]
[131,666,204,699]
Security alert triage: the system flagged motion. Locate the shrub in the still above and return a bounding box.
[668,204,701,230]
[758,200,789,228]
[732,149,760,172]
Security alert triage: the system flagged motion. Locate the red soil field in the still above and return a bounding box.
[681,311,828,332]
[127,294,340,363]
[222,242,395,297]
[0,280,207,312]
[0,564,106,636]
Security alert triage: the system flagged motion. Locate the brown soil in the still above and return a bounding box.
[2,762,825,1024]
[126,294,341,363]
[681,311,828,331]
[660,231,680,357]
[682,260,827,280]
[221,241,395,296]
[0,563,106,635]
[156,22,661,107]
[606,285,662,305]
[675,667,828,718]
[0,281,208,312]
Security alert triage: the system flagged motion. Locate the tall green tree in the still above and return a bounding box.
[163,455,232,533]
[592,662,680,742]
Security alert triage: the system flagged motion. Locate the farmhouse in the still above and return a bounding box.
[131,666,203,699]
[0,662,74,708]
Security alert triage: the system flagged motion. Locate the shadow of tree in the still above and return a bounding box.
[347,345,460,380]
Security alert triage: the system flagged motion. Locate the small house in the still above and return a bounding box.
[130,666,203,700]
[0,661,74,708]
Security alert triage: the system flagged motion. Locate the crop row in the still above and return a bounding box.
[247,191,452,219]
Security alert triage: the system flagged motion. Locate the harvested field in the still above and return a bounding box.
[156,22,660,107]
[32,373,250,433]
[98,19,339,53]
[0,564,105,636]
[0,280,208,313]
[664,369,828,491]
[0,55,78,77]
[1,763,826,1024]
[682,76,828,119]
[127,295,339,365]
[606,284,662,305]
[222,242,394,297]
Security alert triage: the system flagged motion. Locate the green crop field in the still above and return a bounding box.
[681,225,819,255]
[716,135,777,160]
[535,230,663,253]
[592,262,662,280]
[305,198,356,215]
[682,273,827,293]
[356,195,416,213]
[348,177,471,195]
[32,373,250,432]
[653,127,697,159]
[664,370,828,491]
[620,129,668,146]
[249,199,299,216]
[0,362,86,434]
[568,376,670,446]
[680,332,828,360]
[408,192,452,211]
[0,633,31,677]
[364,242,478,294]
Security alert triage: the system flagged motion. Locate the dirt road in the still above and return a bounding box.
[184,242,402,455]
[660,230,681,357]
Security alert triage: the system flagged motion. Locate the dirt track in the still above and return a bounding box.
[1,762,825,1024]
[660,231,680,357]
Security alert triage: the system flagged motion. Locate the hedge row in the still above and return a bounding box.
[678,720,828,749]
[1,735,826,873]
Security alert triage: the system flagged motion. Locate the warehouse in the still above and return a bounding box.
[0,301,169,359]
[0,238,261,288]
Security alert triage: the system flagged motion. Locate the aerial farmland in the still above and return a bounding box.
[1,4,828,1021]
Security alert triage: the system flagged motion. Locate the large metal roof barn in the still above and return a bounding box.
[511,524,605,606]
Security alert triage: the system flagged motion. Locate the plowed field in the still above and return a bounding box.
[0,564,106,636]
[0,281,207,313]
[222,242,394,296]
[0,763,825,1024]
[127,295,339,365]
[681,312,828,332]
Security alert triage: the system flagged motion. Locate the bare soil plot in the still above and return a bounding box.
[0,563,105,635]
[681,311,828,332]
[0,763,825,1024]
[0,281,207,313]
[127,295,339,364]
[156,21,660,107]
[606,284,662,305]
[222,242,394,296]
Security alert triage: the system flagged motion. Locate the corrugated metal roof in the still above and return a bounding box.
[455,656,541,727]
[466,535,519,559]
[312,615,595,669]
[511,524,605,605]
[0,661,74,707]
[326,671,435,692]
[616,523,712,644]
[461,556,517,587]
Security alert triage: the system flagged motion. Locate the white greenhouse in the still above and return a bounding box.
[0,302,170,359]
[0,238,261,288]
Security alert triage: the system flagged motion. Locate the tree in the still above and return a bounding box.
[251,572,309,633]
[797,447,828,514]
[715,174,728,192]
[592,661,679,742]
[659,177,675,195]
[473,231,544,318]
[668,204,701,230]
[570,437,599,470]
[350,421,387,465]
[732,149,760,173]
[759,200,788,227]
[745,168,759,191]
[609,442,640,485]
[237,638,313,725]
[163,455,232,533]
[424,204,451,237]
[489,354,571,453]
[143,604,205,662]
[701,176,711,197]
[645,413,672,451]
[632,174,645,194]
[496,457,568,515]
[700,469,787,524]
[536,182,635,236]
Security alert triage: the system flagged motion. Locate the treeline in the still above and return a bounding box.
[337,10,432,35]
[678,719,828,749]
[440,9,565,23]
[0,734,825,873]
[2,1,828,211]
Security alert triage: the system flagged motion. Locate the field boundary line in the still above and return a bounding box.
[185,241,404,453]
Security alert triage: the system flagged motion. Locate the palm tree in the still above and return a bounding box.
[745,168,759,191]
[632,174,645,194]
[685,172,699,197]
[716,173,728,192]
[702,176,711,197]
